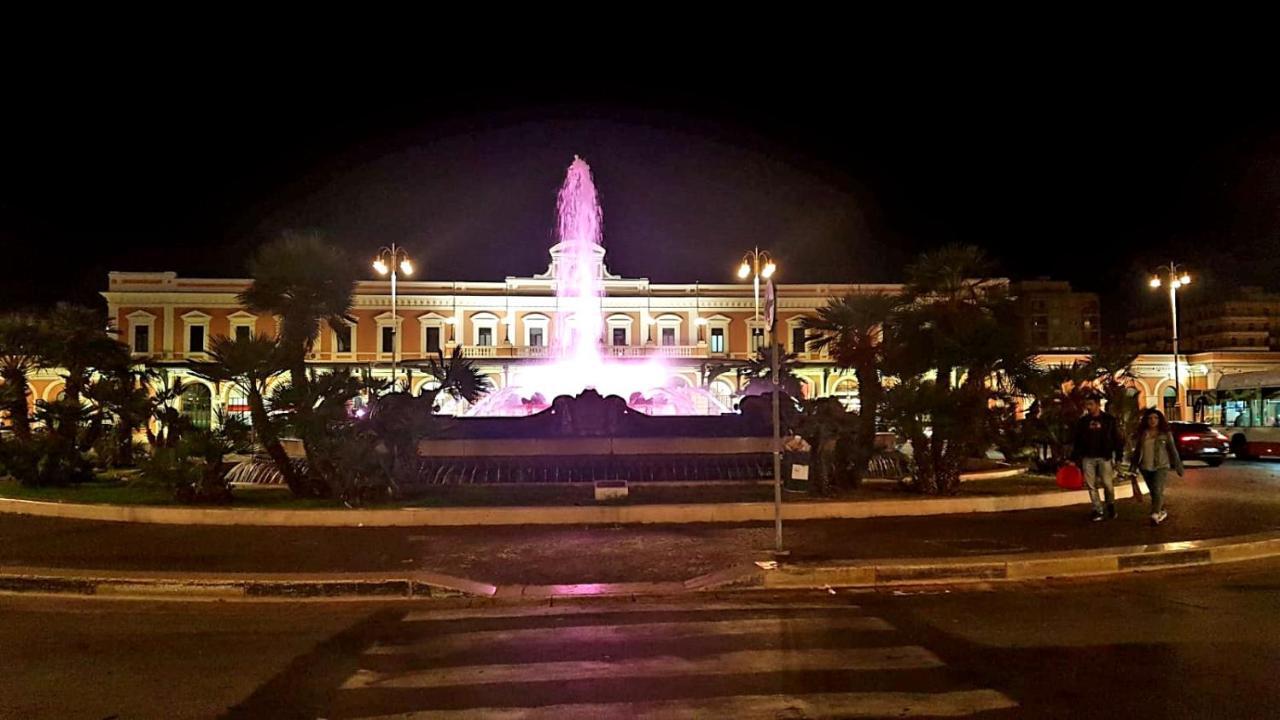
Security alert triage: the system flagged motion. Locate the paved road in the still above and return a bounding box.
[1,461,1277,585]
[2,558,1278,718]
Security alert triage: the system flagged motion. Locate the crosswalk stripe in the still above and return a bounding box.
[344,689,1019,719]
[342,645,943,689]
[367,616,894,655]
[401,602,857,623]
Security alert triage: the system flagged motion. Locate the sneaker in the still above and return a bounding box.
[1152,510,1168,525]
[1091,510,1105,522]
[1106,503,1117,520]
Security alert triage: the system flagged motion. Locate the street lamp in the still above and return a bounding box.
[739,247,784,556]
[1149,262,1191,420]
[373,243,414,391]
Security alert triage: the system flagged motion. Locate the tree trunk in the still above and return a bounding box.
[247,383,302,494]
[851,361,880,485]
[2,369,31,441]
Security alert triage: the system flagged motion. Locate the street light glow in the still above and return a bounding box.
[737,262,751,279]
[373,259,389,275]
[400,259,414,276]
[1149,276,1161,288]
[762,262,776,279]
[1180,273,1191,285]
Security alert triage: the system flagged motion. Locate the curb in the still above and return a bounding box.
[4,469,1147,530]
[0,567,496,601]
[744,529,1280,590]
[3,529,1277,602]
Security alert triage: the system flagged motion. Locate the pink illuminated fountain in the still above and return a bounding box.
[464,157,732,417]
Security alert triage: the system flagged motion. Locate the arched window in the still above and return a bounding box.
[833,378,859,411]
[180,384,213,430]
[710,379,735,409]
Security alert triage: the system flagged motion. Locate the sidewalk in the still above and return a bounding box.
[1,464,1277,586]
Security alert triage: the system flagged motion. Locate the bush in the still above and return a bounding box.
[0,432,95,487]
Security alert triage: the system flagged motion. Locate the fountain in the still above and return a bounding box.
[465,157,732,417]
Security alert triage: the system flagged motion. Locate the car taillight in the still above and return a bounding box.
[1180,435,1199,442]
[1212,431,1228,440]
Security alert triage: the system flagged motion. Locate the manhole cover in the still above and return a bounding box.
[927,538,1027,554]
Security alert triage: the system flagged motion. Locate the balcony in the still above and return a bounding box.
[456,344,708,360]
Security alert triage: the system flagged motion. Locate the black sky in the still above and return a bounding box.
[4,47,1279,336]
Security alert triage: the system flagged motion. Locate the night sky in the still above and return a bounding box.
[4,53,1278,336]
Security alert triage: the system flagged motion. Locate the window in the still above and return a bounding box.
[126,311,156,356]
[710,327,725,354]
[425,326,441,353]
[335,325,353,354]
[478,327,493,346]
[613,328,627,346]
[751,327,765,353]
[381,326,395,353]
[528,327,544,348]
[181,311,211,356]
[189,325,205,354]
[792,326,807,354]
[228,312,257,345]
[661,327,676,346]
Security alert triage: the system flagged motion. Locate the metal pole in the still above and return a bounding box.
[390,244,398,392]
[1170,280,1180,421]
[771,319,783,555]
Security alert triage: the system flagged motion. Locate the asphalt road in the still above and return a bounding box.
[1,461,1278,585]
[2,557,1278,719]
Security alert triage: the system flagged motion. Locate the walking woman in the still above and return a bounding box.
[1128,408,1185,525]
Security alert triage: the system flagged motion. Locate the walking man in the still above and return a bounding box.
[1070,394,1126,521]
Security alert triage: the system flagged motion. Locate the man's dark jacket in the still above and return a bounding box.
[1070,411,1125,463]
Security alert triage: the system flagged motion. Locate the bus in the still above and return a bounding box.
[1196,370,1280,460]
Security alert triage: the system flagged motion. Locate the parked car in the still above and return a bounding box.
[1170,421,1230,466]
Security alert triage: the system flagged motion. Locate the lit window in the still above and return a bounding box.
[478,327,493,346]
[529,328,543,347]
[710,327,725,353]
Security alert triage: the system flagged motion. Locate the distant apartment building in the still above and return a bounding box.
[1127,286,1280,353]
[1010,280,1101,351]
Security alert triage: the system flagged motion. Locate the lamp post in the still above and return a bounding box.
[738,248,784,555]
[373,244,414,391]
[1149,263,1191,420]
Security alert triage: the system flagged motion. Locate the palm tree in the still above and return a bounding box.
[238,232,358,398]
[82,359,155,467]
[238,232,358,481]
[883,245,1028,494]
[802,292,897,484]
[742,343,803,398]
[0,312,45,440]
[192,334,300,492]
[43,303,125,407]
[422,346,494,409]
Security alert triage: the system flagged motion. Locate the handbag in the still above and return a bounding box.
[1128,470,1144,502]
[1055,463,1084,490]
